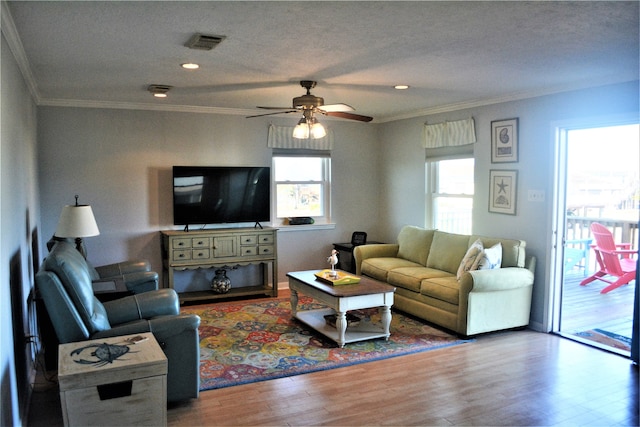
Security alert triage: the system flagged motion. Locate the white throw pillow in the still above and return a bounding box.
[475,242,502,270]
[456,239,484,279]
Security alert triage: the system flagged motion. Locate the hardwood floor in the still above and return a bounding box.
[163,330,638,426]
[28,328,638,426]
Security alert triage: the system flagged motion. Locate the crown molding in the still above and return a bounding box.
[1,1,41,103]
[40,78,632,123]
[38,97,260,116]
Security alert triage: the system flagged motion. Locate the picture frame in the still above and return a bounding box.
[491,118,519,163]
[489,169,517,215]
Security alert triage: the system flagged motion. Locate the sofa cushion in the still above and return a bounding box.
[420,276,460,305]
[476,242,502,270]
[469,235,525,268]
[457,238,484,279]
[426,231,470,274]
[388,267,452,293]
[397,226,435,266]
[361,257,422,281]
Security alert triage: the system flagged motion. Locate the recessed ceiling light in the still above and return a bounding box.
[394,85,410,90]
[181,63,200,70]
[153,93,168,98]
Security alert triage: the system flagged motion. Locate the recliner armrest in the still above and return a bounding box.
[120,271,159,293]
[94,260,151,278]
[92,314,201,340]
[95,261,158,294]
[103,288,180,325]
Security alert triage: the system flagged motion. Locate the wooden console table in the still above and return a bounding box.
[161,227,278,303]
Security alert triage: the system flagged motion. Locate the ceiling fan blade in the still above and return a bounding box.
[324,111,373,122]
[246,110,297,118]
[257,106,298,110]
[318,103,355,113]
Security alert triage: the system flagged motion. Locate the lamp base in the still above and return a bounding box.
[74,238,88,259]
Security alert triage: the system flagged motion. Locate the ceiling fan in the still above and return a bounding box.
[246,81,373,137]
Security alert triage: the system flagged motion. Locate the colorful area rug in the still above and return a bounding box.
[181,296,472,391]
[574,328,632,352]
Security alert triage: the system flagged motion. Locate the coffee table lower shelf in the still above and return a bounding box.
[294,308,390,346]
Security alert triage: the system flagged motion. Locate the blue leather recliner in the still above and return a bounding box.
[36,241,201,402]
[47,236,159,294]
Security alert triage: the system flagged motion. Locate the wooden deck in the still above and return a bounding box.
[560,269,635,354]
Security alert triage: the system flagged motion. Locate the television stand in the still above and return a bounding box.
[160,227,278,303]
[254,222,263,229]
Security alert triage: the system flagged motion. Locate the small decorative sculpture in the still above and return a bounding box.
[327,249,339,278]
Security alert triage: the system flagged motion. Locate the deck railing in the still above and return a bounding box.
[566,216,638,246]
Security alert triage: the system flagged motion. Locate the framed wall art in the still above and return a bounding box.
[489,169,517,215]
[491,118,518,163]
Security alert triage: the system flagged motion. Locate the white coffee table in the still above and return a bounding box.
[287,270,396,347]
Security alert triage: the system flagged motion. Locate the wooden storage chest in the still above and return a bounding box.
[58,333,167,427]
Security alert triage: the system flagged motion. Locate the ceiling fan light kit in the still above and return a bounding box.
[293,116,327,139]
[247,80,373,139]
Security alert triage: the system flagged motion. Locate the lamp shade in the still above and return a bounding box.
[54,205,100,238]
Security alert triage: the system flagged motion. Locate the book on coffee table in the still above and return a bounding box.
[314,269,361,285]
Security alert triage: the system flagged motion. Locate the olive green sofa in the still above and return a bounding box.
[354,226,535,336]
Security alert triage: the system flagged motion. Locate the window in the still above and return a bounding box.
[427,158,474,234]
[273,154,331,223]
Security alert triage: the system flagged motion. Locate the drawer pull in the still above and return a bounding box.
[178,253,184,258]
[178,242,184,246]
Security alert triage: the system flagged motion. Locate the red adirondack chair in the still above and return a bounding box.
[580,222,637,294]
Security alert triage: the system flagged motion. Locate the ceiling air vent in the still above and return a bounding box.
[185,33,226,51]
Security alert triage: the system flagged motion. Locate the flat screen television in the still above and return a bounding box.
[173,166,271,228]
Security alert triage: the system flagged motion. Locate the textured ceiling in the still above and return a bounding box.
[5,1,639,122]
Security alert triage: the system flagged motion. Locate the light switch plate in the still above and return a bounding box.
[528,190,545,202]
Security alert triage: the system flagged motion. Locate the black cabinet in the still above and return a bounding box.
[332,241,382,274]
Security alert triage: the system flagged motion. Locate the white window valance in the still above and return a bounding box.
[267,124,334,150]
[423,118,476,148]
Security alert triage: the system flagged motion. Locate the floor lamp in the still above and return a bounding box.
[54,196,100,258]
